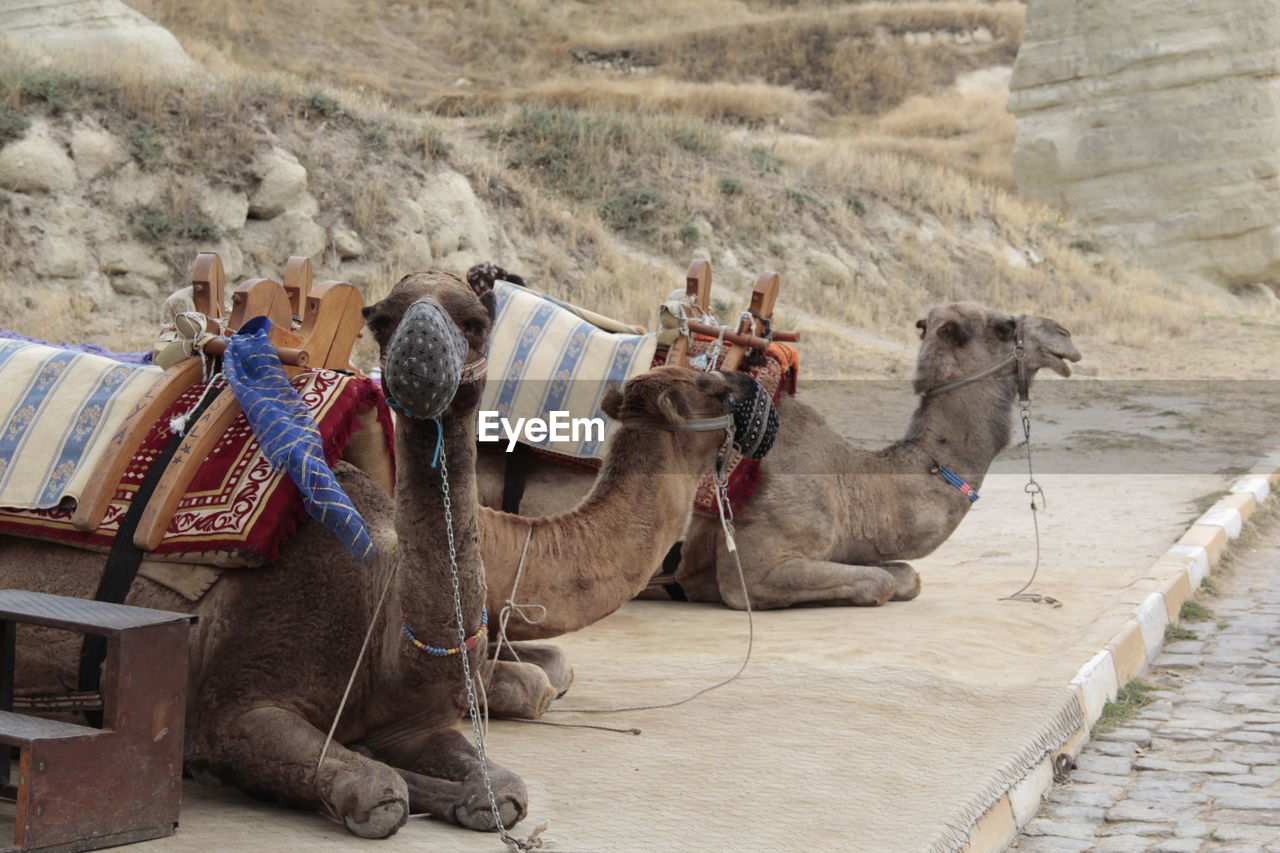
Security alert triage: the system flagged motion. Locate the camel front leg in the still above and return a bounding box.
[717,555,900,609]
[360,725,528,831]
[205,705,409,838]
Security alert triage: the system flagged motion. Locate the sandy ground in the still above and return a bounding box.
[119,368,1275,852]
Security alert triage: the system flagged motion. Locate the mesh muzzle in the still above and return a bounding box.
[382,298,469,420]
[730,376,779,460]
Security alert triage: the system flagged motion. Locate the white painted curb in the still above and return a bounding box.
[966,451,1280,853]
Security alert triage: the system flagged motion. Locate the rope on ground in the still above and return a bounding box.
[547,472,754,716]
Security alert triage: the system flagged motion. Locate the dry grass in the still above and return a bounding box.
[129,0,1021,118]
[590,2,1024,114]
[439,77,826,130]
[843,84,1016,186]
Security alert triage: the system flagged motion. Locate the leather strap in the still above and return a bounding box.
[623,415,733,433]
[76,386,222,724]
[922,315,1030,402]
[501,441,532,514]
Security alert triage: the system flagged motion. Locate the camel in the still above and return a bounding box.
[0,270,534,838]
[477,302,1082,609]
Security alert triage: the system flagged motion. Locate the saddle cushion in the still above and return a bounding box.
[0,340,163,511]
[482,282,657,460]
[0,369,392,567]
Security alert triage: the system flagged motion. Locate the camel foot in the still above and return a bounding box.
[487,659,557,719]
[344,798,409,838]
[879,561,922,602]
[453,792,524,831]
[494,643,574,700]
[448,767,528,831]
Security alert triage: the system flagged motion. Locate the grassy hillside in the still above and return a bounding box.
[2,1,1249,376]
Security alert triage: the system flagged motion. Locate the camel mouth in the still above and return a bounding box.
[1045,346,1082,377]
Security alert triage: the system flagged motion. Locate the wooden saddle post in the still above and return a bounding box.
[666,259,714,367]
[132,261,365,552]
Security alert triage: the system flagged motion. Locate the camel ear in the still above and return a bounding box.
[694,370,732,400]
[915,318,927,340]
[465,264,506,320]
[937,320,971,348]
[600,386,624,420]
[656,387,689,425]
[990,316,1016,342]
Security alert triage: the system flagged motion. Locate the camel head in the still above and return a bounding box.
[363,271,494,417]
[600,366,769,464]
[913,302,1081,399]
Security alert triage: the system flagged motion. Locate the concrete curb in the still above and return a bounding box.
[961,455,1280,852]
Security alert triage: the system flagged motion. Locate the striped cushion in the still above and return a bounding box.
[0,340,162,510]
[481,282,657,460]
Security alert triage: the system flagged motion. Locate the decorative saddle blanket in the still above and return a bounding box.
[0,368,393,567]
[482,282,658,460]
[655,339,798,517]
[0,339,163,511]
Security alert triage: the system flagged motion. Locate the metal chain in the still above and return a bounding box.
[437,438,544,851]
[1000,402,1061,607]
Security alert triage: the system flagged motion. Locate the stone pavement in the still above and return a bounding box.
[1014,525,1280,853]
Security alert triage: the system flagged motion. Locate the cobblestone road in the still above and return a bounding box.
[1014,524,1280,853]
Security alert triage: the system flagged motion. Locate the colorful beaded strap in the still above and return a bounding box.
[402,608,488,656]
[931,462,979,503]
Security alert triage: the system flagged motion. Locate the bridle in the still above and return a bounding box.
[921,314,1030,403]
[623,414,737,480]
[919,313,1059,606]
[458,355,488,385]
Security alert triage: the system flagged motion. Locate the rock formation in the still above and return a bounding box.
[1009,0,1280,290]
[0,0,197,74]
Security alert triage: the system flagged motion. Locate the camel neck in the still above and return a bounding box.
[388,410,486,653]
[485,424,715,639]
[895,380,1016,490]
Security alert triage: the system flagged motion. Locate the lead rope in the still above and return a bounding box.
[999,400,1061,607]
[437,442,547,852]
[548,427,755,716]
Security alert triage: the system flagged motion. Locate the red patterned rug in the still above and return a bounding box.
[0,369,393,567]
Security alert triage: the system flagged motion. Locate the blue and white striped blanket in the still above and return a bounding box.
[480,283,657,460]
[0,339,162,510]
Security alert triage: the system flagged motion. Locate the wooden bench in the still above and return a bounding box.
[0,590,195,852]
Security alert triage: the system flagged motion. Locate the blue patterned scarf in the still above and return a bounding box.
[223,317,375,560]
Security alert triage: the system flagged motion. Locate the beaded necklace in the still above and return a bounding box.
[401,608,488,656]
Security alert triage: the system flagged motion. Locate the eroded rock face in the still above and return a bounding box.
[0,0,197,74]
[0,120,76,193]
[1009,0,1280,288]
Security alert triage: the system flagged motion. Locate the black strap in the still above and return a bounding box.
[501,441,532,514]
[77,387,221,723]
